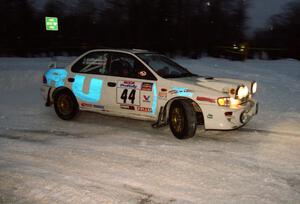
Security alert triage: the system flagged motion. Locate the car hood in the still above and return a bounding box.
[168,76,252,95]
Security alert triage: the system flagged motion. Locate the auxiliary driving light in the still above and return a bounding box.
[252,82,257,94]
[237,86,249,99]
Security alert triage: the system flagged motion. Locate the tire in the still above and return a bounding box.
[54,90,79,120]
[169,100,197,139]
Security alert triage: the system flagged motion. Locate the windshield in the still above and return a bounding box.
[137,53,196,78]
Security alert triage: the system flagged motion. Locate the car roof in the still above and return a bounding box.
[88,49,155,55]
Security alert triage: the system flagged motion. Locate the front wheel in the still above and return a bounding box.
[54,90,79,120]
[169,100,197,139]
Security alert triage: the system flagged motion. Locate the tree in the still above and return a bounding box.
[0,0,37,53]
[254,1,300,59]
[44,0,67,17]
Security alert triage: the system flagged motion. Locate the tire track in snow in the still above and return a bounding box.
[239,128,300,137]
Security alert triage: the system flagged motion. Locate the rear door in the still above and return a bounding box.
[67,51,113,112]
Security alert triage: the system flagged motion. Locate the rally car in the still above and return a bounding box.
[41,49,258,139]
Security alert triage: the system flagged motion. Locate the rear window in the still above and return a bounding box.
[71,52,109,75]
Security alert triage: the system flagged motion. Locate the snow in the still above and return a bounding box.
[0,57,300,203]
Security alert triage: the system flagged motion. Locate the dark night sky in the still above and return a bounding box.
[34,0,296,33]
[247,0,295,33]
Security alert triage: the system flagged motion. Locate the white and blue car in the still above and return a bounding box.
[41,49,258,139]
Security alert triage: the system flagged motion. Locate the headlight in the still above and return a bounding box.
[237,86,249,99]
[217,97,241,109]
[252,82,257,94]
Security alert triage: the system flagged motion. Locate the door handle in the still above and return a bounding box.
[68,78,75,83]
[107,82,116,87]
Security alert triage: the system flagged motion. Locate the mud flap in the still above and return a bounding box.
[45,88,52,107]
[152,106,168,128]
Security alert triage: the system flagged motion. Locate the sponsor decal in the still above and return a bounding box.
[118,81,141,89]
[81,103,93,108]
[196,97,216,103]
[138,71,147,77]
[120,105,135,110]
[141,83,153,91]
[143,95,151,102]
[93,105,104,110]
[169,90,177,95]
[169,87,193,97]
[137,107,152,112]
[207,114,213,119]
[158,92,167,100]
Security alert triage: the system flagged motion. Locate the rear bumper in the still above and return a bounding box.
[203,100,258,130]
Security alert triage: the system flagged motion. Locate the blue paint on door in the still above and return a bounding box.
[72,75,103,103]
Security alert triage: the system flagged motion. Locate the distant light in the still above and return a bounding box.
[206,1,211,6]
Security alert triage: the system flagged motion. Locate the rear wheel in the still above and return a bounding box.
[169,100,197,139]
[54,90,79,120]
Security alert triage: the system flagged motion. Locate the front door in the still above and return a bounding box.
[105,52,158,119]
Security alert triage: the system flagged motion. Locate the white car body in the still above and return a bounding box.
[41,49,258,131]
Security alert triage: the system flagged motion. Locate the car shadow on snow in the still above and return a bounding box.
[60,111,256,144]
[38,106,277,144]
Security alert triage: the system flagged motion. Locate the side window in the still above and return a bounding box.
[109,53,156,80]
[71,52,109,75]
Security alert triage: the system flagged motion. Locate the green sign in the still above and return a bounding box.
[45,17,59,31]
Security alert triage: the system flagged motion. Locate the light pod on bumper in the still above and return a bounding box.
[251,82,257,94]
[236,86,249,99]
[217,97,241,109]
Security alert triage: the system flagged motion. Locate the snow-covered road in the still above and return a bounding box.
[0,57,299,203]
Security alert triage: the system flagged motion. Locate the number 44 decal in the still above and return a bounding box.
[121,89,136,104]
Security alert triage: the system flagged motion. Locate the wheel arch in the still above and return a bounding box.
[52,86,76,102]
[164,97,204,126]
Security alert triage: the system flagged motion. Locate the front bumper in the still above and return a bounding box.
[203,99,258,130]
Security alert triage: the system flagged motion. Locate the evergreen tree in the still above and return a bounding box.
[254,1,300,59]
[0,0,37,53]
